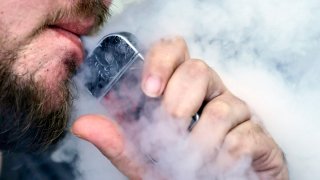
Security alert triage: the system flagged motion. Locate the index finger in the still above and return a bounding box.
[161,59,227,122]
[141,36,190,97]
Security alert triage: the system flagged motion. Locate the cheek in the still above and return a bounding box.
[11,28,82,92]
[0,0,55,44]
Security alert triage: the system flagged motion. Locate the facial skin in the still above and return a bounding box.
[0,0,109,151]
[0,0,288,179]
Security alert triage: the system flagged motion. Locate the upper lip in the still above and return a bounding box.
[53,17,96,36]
[48,17,97,68]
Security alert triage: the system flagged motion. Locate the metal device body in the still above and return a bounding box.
[84,32,199,128]
[85,32,144,99]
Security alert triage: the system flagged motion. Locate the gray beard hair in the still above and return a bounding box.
[0,42,71,152]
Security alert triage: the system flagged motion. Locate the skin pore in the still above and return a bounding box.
[0,0,109,152]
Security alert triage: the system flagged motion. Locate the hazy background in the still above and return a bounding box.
[54,0,320,179]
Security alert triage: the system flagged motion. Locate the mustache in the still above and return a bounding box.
[75,0,111,26]
[31,0,111,39]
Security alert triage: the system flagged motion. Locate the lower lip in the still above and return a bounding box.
[49,26,84,65]
[51,27,82,48]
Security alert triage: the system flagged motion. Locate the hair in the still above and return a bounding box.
[0,0,110,153]
[0,46,71,152]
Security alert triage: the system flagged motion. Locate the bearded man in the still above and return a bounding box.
[0,0,288,179]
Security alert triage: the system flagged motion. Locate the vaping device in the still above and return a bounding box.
[85,32,143,98]
[84,32,152,124]
[84,32,199,129]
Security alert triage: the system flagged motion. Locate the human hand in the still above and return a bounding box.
[72,37,288,180]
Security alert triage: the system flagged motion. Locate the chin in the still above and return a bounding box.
[42,77,74,112]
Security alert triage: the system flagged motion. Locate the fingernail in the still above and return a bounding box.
[144,75,162,97]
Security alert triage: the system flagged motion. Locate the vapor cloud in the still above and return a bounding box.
[54,0,320,179]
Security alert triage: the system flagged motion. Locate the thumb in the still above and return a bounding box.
[72,114,124,159]
[71,114,144,179]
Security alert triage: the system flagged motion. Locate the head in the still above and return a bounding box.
[0,0,110,152]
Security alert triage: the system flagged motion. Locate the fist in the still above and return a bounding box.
[72,37,288,180]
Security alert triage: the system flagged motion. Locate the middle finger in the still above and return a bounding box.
[163,59,226,129]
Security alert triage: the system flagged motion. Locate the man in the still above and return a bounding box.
[0,0,288,179]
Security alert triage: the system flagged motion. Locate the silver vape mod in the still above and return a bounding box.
[84,32,153,124]
[84,32,199,129]
[85,32,143,98]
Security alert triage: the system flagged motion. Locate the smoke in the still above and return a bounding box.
[53,0,320,179]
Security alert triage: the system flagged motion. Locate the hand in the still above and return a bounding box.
[72,37,288,179]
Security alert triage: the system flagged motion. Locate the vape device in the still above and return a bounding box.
[84,32,199,129]
[84,32,152,123]
[85,32,143,98]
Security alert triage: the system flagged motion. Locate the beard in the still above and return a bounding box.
[0,0,110,152]
[0,46,72,152]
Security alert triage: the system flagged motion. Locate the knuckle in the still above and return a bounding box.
[159,36,187,50]
[204,100,232,122]
[161,36,186,45]
[148,37,188,62]
[224,133,244,155]
[234,96,249,111]
[164,36,188,60]
[234,97,251,120]
[164,101,188,119]
[224,93,252,121]
[184,60,210,77]
[173,36,188,50]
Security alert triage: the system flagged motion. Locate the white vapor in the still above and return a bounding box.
[53,0,320,179]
